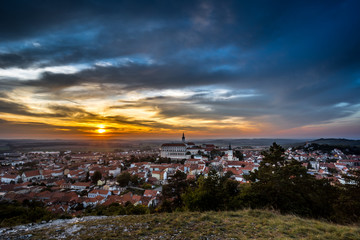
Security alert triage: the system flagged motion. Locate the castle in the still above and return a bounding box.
[160,133,192,160]
[160,133,234,161]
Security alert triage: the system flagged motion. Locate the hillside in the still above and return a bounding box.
[310,138,360,147]
[1,210,359,240]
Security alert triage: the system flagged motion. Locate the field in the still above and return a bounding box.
[2,209,359,240]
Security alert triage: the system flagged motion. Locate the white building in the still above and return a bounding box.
[227,144,233,161]
[70,182,90,190]
[160,133,196,160]
[109,167,121,177]
[22,170,44,182]
[1,174,21,183]
[88,189,111,198]
[160,143,188,160]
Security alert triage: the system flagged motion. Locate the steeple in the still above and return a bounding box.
[227,143,233,161]
[182,132,185,143]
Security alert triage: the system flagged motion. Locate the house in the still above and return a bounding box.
[241,166,256,175]
[103,195,123,206]
[108,167,121,177]
[143,189,159,198]
[88,189,111,198]
[116,192,142,205]
[224,168,243,176]
[51,169,64,177]
[22,170,43,182]
[55,180,71,189]
[226,161,247,168]
[338,160,359,167]
[49,192,78,204]
[71,182,91,190]
[67,170,86,179]
[83,195,106,207]
[42,169,63,179]
[151,170,167,181]
[1,174,21,184]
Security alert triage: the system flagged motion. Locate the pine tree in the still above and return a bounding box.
[245,142,336,218]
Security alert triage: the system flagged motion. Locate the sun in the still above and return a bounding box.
[96,124,106,134]
[97,128,106,134]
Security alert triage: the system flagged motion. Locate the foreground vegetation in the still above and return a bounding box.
[0,201,62,227]
[2,209,360,240]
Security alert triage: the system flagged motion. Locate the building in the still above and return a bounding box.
[227,144,233,161]
[160,143,188,160]
[1,174,21,184]
[22,170,44,182]
[88,189,111,198]
[160,133,193,160]
[109,167,121,177]
[70,182,91,190]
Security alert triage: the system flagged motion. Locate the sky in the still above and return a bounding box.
[0,0,359,140]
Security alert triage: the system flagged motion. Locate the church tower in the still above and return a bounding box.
[182,132,185,143]
[227,143,233,161]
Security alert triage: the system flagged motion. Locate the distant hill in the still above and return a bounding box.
[310,138,360,147]
[286,138,360,155]
[0,138,309,152]
[1,210,359,239]
[284,138,360,148]
[194,138,313,148]
[0,139,162,153]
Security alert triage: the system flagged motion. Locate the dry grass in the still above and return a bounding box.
[4,209,360,239]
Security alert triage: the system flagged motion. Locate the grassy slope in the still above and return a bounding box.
[6,210,360,240]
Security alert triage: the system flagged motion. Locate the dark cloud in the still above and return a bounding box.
[0,53,35,68]
[18,62,238,94]
[0,99,92,119]
[0,99,31,116]
[25,72,80,92]
[0,1,191,41]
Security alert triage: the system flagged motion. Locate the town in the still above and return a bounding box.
[1,135,359,217]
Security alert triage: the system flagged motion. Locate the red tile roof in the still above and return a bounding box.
[23,170,41,177]
[2,174,19,179]
[144,189,158,197]
[161,143,186,147]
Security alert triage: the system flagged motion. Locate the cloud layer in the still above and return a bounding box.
[0,0,359,139]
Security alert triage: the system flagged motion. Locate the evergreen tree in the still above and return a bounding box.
[234,150,244,160]
[333,169,360,223]
[161,170,192,211]
[244,142,336,218]
[117,172,131,187]
[85,171,90,182]
[182,169,239,211]
[91,171,102,184]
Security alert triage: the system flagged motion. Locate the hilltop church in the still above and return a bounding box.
[160,133,193,160]
[160,133,234,161]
